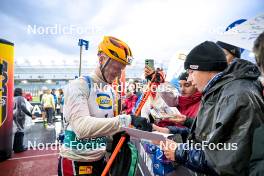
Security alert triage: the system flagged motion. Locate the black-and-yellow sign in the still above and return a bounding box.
[0,39,14,127]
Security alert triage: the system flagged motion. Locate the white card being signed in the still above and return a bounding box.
[121,127,172,141]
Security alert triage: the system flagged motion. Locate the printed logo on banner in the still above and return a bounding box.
[32,104,42,116]
[79,166,93,174]
[96,93,112,110]
[0,60,8,127]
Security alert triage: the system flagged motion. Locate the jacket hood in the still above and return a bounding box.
[222,58,260,81]
[205,59,261,97]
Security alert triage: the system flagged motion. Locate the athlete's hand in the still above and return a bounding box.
[117,114,131,127]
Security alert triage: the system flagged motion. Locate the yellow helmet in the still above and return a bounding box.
[98,36,133,65]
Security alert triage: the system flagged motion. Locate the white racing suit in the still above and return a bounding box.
[59,74,121,175]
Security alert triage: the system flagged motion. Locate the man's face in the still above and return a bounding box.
[223,49,235,64]
[179,80,197,97]
[187,70,213,92]
[103,58,126,83]
[126,90,133,97]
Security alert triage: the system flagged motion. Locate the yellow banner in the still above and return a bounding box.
[0,39,14,127]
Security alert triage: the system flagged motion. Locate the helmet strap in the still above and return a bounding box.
[99,57,111,83]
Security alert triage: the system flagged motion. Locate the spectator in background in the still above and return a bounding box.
[133,80,142,99]
[152,71,202,142]
[39,91,43,102]
[23,92,32,102]
[250,31,264,176]
[216,41,241,64]
[58,88,64,125]
[254,32,264,75]
[122,84,138,115]
[140,67,169,123]
[39,86,48,103]
[51,88,58,116]
[13,88,33,153]
[41,88,55,128]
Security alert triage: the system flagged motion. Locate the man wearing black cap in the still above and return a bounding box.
[163,41,264,175]
[216,41,241,64]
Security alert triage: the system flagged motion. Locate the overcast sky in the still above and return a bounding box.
[0,0,263,68]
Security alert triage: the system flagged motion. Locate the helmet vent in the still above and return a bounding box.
[109,49,119,58]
